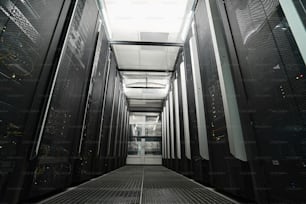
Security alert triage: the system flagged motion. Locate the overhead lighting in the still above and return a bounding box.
[181,11,194,42]
[102,0,193,42]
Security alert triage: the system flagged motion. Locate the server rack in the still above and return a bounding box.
[97,52,118,173]
[106,73,121,171]
[192,0,255,200]
[122,109,130,163]
[173,78,182,172]
[112,87,124,169]
[118,103,126,167]
[0,0,73,203]
[172,56,185,174]
[74,19,110,183]
[183,29,210,186]
[164,98,170,168]
[220,0,306,202]
[117,92,127,167]
[168,88,179,171]
[162,106,166,166]
[26,0,100,198]
[117,101,128,166]
[165,97,171,168]
[167,89,174,170]
[175,56,193,177]
[163,102,171,168]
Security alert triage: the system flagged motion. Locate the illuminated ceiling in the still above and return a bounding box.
[99,0,195,111]
[101,0,194,42]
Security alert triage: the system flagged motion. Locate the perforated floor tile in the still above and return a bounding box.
[40,166,238,204]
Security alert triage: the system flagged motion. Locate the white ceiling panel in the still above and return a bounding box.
[121,71,171,88]
[101,0,195,42]
[124,87,169,99]
[140,50,167,67]
[114,45,179,70]
[98,0,195,105]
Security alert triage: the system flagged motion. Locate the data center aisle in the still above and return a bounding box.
[39,166,239,204]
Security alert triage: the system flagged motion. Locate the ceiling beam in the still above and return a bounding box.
[129,109,162,113]
[110,40,184,47]
[128,98,164,101]
[125,86,166,89]
[119,68,174,73]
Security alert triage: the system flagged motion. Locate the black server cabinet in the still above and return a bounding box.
[121,109,126,164]
[119,99,127,167]
[175,55,193,177]
[164,99,171,169]
[123,109,130,163]
[28,0,100,198]
[119,97,126,166]
[169,88,179,172]
[118,102,125,167]
[222,0,306,202]
[112,77,122,169]
[119,100,129,166]
[172,56,184,173]
[106,73,121,171]
[0,0,72,202]
[113,92,125,169]
[183,30,210,185]
[194,0,254,200]
[74,22,110,183]
[96,52,118,174]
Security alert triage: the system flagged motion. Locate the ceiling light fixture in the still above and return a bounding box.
[102,0,193,42]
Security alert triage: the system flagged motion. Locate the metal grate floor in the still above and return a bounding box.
[40,166,239,204]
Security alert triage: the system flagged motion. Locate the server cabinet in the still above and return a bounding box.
[173,78,182,172]
[28,0,100,198]
[96,52,118,174]
[163,105,169,167]
[106,74,121,171]
[193,0,254,199]
[121,100,128,165]
[111,89,122,169]
[168,88,178,171]
[161,107,166,165]
[168,90,174,169]
[74,21,110,183]
[113,93,126,168]
[119,104,127,166]
[221,0,306,202]
[184,29,210,185]
[175,56,193,177]
[173,56,186,174]
[165,98,171,167]
[124,107,130,163]
[122,110,130,162]
[118,102,127,166]
[0,0,72,202]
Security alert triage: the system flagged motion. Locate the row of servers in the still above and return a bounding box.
[162,0,306,203]
[0,0,130,203]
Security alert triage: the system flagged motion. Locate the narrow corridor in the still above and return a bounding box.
[1,0,305,203]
